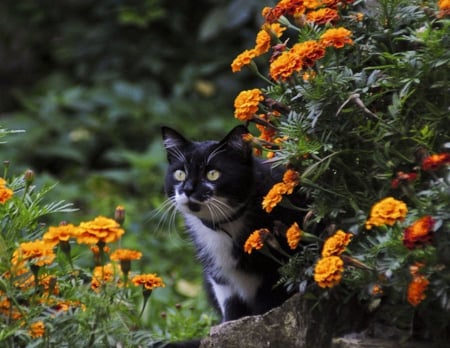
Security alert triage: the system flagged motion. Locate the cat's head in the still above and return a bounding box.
[162,126,254,223]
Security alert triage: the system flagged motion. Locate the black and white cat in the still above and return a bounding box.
[162,125,308,326]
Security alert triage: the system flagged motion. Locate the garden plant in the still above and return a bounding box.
[233,0,450,343]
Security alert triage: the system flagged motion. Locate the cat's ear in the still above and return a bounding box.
[220,125,252,160]
[161,127,189,163]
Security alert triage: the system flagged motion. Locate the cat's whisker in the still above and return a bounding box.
[207,198,234,224]
[148,197,180,235]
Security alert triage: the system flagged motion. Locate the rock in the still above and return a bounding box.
[199,293,442,348]
[199,293,335,348]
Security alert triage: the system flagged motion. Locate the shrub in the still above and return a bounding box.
[234,0,450,342]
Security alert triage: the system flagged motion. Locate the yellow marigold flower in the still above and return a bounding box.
[244,229,269,254]
[313,256,344,288]
[320,27,353,48]
[231,49,257,73]
[286,222,302,249]
[12,240,56,267]
[306,8,340,25]
[110,248,142,261]
[407,275,429,307]
[77,216,125,245]
[131,273,165,290]
[233,88,264,121]
[0,177,13,204]
[321,230,353,257]
[43,223,79,246]
[365,197,408,230]
[29,321,45,338]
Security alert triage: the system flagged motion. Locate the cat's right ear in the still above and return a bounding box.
[161,127,189,163]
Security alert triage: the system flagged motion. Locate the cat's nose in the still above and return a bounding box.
[183,181,195,197]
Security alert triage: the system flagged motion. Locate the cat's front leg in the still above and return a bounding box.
[208,277,251,322]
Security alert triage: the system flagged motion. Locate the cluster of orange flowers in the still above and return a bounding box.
[313,230,352,288]
[407,263,430,307]
[232,0,355,81]
[0,177,13,204]
[262,169,300,213]
[363,198,436,306]
[244,221,306,255]
[1,204,165,338]
[231,0,357,158]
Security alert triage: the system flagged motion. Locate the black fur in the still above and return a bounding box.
[160,126,308,347]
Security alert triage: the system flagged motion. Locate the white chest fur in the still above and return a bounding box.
[184,214,262,316]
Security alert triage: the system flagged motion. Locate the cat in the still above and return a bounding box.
[159,125,311,346]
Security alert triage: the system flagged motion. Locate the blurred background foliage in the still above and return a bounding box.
[0,0,269,336]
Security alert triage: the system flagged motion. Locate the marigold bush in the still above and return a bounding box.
[237,0,449,343]
[0,165,166,346]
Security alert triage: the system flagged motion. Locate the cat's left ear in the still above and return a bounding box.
[220,125,252,160]
[161,127,189,163]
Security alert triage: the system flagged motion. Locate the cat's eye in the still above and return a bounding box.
[206,169,221,181]
[173,169,187,181]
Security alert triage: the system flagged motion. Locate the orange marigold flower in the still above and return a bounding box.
[306,8,340,25]
[110,248,142,261]
[371,284,384,296]
[286,222,302,249]
[283,169,300,190]
[0,177,13,204]
[29,321,45,338]
[77,216,125,245]
[91,263,121,291]
[304,0,322,9]
[262,169,299,212]
[403,216,434,249]
[421,153,450,171]
[131,273,165,290]
[231,49,257,73]
[233,89,264,121]
[365,197,408,230]
[291,40,326,67]
[320,27,353,48]
[244,229,269,254]
[314,256,344,288]
[407,275,429,307]
[43,223,79,246]
[262,182,288,213]
[270,49,303,81]
[438,0,450,17]
[321,230,353,257]
[12,240,56,267]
